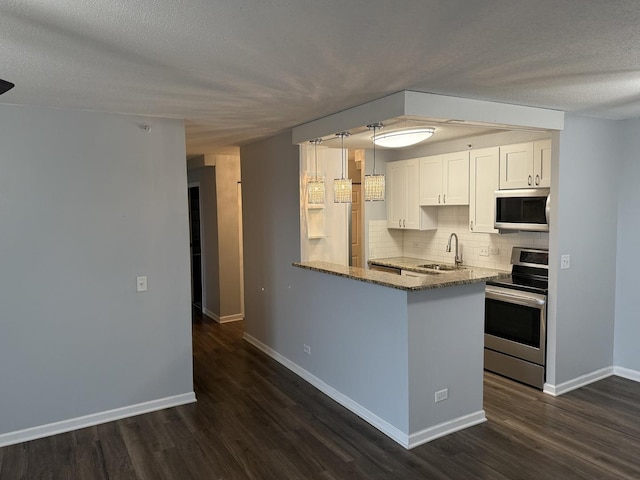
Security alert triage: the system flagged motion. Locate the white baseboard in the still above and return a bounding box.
[613,366,640,382]
[219,313,244,323]
[408,411,486,449]
[243,333,484,449]
[203,308,243,324]
[543,367,614,396]
[0,392,196,448]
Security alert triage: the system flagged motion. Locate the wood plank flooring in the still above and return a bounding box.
[2,311,640,479]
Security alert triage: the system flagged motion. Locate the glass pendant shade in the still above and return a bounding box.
[307,138,325,204]
[364,174,385,201]
[333,131,352,203]
[364,122,385,202]
[333,178,352,203]
[307,178,325,204]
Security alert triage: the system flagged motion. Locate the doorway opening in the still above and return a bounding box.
[188,184,203,312]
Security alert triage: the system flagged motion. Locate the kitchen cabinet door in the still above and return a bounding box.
[387,159,437,230]
[442,151,470,205]
[419,152,469,205]
[469,147,500,234]
[418,155,443,205]
[499,142,534,189]
[533,139,551,188]
[386,161,406,229]
[404,158,421,229]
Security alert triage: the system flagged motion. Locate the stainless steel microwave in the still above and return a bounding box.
[494,188,550,232]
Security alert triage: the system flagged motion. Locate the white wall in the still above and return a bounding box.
[213,154,243,319]
[547,115,620,386]
[0,105,194,440]
[300,144,348,264]
[614,118,640,372]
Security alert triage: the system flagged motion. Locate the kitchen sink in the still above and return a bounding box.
[418,263,461,271]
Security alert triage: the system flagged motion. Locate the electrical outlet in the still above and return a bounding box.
[435,388,448,403]
[489,246,500,255]
[561,254,571,269]
[303,344,311,355]
[136,276,147,292]
[479,245,489,257]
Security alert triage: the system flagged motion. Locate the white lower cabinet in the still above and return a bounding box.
[387,159,437,230]
[469,147,499,234]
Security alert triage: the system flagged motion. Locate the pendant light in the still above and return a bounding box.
[364,122,385,201]
[307,138,325,204]
[333,131,352,203]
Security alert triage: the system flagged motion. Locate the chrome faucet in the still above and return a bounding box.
[446,233,462,267]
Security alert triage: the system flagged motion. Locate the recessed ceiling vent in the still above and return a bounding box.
[0,79,15,95]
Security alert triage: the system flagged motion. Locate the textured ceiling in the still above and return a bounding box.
[1,0,639,154]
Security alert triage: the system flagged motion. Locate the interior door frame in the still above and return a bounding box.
[188,182,206,312]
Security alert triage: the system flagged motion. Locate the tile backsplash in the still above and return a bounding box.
[368,206,548,271]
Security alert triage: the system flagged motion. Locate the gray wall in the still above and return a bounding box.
[614,118,640,371]
[549,115,620,385]
[0,104,193,435]
[187,167,220,316]
[241,132,410,431]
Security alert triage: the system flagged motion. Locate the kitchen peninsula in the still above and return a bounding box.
[286,260,507,449]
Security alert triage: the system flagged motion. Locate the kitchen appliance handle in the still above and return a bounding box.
[545,193,551,225]
[486,288,546,307]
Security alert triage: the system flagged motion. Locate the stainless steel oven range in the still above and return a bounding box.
[484,247,548,389]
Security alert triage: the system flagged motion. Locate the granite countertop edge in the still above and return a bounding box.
[293,258,509,292]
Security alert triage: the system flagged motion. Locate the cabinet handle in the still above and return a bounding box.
[403,219,406,228]
[528,175,533,186]
[399,219,402,228]
[438,194,441,204]
[443,194,446,204]
[470,221,474,231]
[535,174,540,185]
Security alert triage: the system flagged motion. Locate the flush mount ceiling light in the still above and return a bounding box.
[333,131,352,203]
[307,138,325,205]
[364,122,385,202]
[373,127,435,148]
[0,78,15,95]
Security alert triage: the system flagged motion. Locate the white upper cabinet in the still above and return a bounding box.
[469,147,500,234]
[499,140,551,189]
[533,139,551,188]
[387,158,437,230]
[419,151,470,206]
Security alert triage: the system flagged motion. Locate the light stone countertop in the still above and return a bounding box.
[293,258,508,292]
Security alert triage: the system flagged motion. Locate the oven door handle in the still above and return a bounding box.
[486,288,546,307]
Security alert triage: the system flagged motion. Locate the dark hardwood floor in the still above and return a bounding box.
[2,310,640,479]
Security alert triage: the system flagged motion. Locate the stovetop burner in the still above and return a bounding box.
[487,246,549,294]
[487,275,548,294]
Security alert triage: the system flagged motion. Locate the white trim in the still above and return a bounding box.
[408,411,486,449]
[613,366,640,383]
[203,307,219,322]
[219,313,244,323]
[543,367,613,396]
[244,333,483,449]
[0,392,196,448]
[203,308,243,324]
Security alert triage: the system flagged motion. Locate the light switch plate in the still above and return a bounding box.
[136,276,148,292]
[561,254,570,270]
